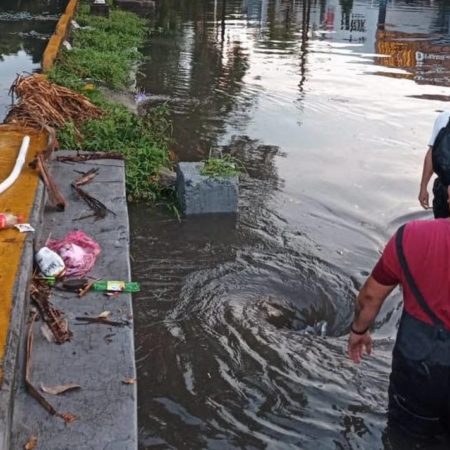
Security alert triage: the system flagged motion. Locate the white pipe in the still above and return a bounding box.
[0,135,30,195]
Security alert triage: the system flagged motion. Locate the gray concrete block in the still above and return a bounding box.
[176,162,238,215]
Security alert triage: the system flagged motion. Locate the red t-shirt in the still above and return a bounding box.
[372,219,450,329]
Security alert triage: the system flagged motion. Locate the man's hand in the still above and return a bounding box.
[418,187,430,209]
[347,331,372,364]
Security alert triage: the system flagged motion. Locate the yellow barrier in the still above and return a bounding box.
[42,0,79,72]
[0,0,78,380]
[0,126,48,379]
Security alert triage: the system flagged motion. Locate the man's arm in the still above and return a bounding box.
[347,276,396,363]
[418,146,433,209]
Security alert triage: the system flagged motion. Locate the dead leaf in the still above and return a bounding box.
[122,378,136,385]
[40,323,55,343]
[97,311,111,319]
[24,436,38,450]
[40,383,81,395]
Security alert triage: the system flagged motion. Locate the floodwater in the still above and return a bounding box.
[131,0,450,448]
[0,0,65,121]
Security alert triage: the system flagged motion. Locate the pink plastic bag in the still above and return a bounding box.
[47,231,100,277]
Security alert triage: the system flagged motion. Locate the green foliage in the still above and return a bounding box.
[53,6,147,89]
[48,1,173,202]
[201,154,243,177]
[77,7,147,39]
[59,48,138,89]
[57,102,172,202]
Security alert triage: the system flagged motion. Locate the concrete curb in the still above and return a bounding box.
[42,0,79,72]
[10,153,137,450]
[0,180,45,450]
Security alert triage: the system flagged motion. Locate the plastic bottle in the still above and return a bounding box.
[92,280,140,293]
[35,247,66,278]
[0,213,24,229]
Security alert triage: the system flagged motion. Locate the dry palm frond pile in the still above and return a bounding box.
[5,74,102,131]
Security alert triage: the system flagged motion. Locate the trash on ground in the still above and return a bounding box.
[92,280,140,293]
[75,316,130,327]
[78,279,97,297]
[62,278,89,292]
[35,276,56,287]
[35,247,66,278]
[40,383,81,396]
[71,184,115,219]
[122,377,136,385]
[14,223,35,233]
[55,152,124,163]
[31,153,66,211]
[25,311,76,423]
[30,279,72,344]
[24,436,38,450]
[73,168,99,186]
[98,311,111,319]
[40,323,55,343]
[0,213,24,229]
[47,231,100,278]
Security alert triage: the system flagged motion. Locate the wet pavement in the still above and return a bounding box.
[131,0,450,449]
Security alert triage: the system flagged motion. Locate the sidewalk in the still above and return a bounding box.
[9,153,137,449]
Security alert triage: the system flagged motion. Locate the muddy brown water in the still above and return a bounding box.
[131,0,450,448]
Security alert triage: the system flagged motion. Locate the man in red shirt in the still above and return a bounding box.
[348,218,450,439]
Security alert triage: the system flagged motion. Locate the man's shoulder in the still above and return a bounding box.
[405,218,450,236]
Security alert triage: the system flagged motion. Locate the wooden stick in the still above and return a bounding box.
[36,154,66,211]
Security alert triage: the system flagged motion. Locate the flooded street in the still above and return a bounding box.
[0,0,64,119]
[0,0,449,448]
[131,0,450,448]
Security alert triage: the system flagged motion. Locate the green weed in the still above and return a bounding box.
[47,1,173,202]
[201,154,243,177]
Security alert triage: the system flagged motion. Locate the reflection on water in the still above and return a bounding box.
[130,0,450,448]
[0,0,64,120]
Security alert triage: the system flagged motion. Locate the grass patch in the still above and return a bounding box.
[47,2,173,202]
[200,154,243,177]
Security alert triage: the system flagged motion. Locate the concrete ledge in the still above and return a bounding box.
[42,0,79,72]
[10,152,137,450]
[0,180,45,450]
[176,162,239,215]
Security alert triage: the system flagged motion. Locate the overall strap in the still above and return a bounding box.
[395,224,444,327]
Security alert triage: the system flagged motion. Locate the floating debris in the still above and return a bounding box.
[300,320,328,337]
